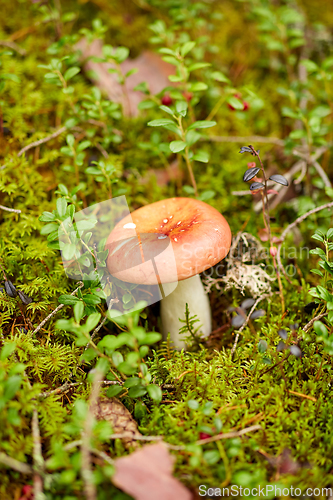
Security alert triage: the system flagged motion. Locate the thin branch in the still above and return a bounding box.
[84,316,108,351]
[38,379,121,399]
[302,312,328,333]
[17,126,67,157]
[31,282,84,335]
[195,424,262,446]
[277,201,333,279]
[0,39,26,55]
[39,381,83,398]
[0,204,21,213]
[32,409,45,500]
[231,296,269,356]
[0,452,33,474]
[81,370,103,500]
[312,161,332,189]
[203,135,284,146]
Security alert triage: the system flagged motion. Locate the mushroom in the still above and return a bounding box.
[106,197,231,349]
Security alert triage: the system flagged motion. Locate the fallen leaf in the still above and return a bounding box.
[92,397,141,449]
[76,38,175,116]
[113,443,193,500]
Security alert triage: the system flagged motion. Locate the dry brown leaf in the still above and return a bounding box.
[92,397,141,449]
[76,38,174,116]
[113,443,193,500]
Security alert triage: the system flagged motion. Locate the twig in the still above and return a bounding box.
[0,452,33,474]
[231,296,269,356]
[81,370,103,500]
[38,379,122,399]
[277,201,333,279]
[302,312,328,333]
[32,409,45,500]
[0,40,26,55]
[287,390,317,402]
[0,204,21,213]
[94,142,109,159]
[17,126,67,157]
[203,135,284,146]
[84,316,107,351]
[39,381,83,398]
[195,424,262,445]
[31,282,84,335]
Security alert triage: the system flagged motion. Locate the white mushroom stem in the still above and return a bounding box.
[160,274,211,350]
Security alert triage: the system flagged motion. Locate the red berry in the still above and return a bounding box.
[270,246,277,257]
[183,91,193,102]
[199,432,211,440]
[161,94,172,106]
[22,485,33,495]
[243,101,249,111]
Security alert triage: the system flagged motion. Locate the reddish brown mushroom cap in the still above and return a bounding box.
[106,197,231,285]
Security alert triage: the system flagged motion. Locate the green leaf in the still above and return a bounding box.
[0,342,16,361]
[64,67,80,81]
[85,312,101,331]
[128,385,147,398]
[2,73,20,83]
[188,82,208,91]
[311,233,324,242]
[159,105,174,116]
[170,141,186,153]
[168,75,183,82]
[211,71,230,83]
[199,190,215,201]
[188,62,211,71]
[56,198,68,217]
[227,96,244,110]
[62,243,76,260]
[258,339,267,353]
[309,105,331,119]
[204,450,220,465]
[147,384,162,403]
[59,295,80,305]
[147,119,175,127]
[66,134,75,148]
[74,301,85,323]
[40,222,59,235]
[39,212,56,222]
[310,269,324,277]
[83,294,101,305]
[175,100,188,116]
[327,228,333,239]
[106,385,124,398]
[124,377,141,388]
[187,399,199,410]
[313,321,328,338]
[300,59,318,73]
[193,151,209,163]
[188,120,216,130]
[181,41,196,57]
[140,333,161,345]
[158,48,176,56]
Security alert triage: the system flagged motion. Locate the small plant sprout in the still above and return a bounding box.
[241,145,289,312]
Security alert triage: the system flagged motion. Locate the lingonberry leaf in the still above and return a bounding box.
[250,182,265,190]
[239,146,252,154]
[4,280,17,298]
[243,167,260,182]
[269,174,289,186]
[17,290,33,305]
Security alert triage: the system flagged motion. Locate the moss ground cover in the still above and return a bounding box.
[1,0,333,498]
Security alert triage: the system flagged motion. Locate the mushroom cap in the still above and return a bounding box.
[106,197,231,285]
